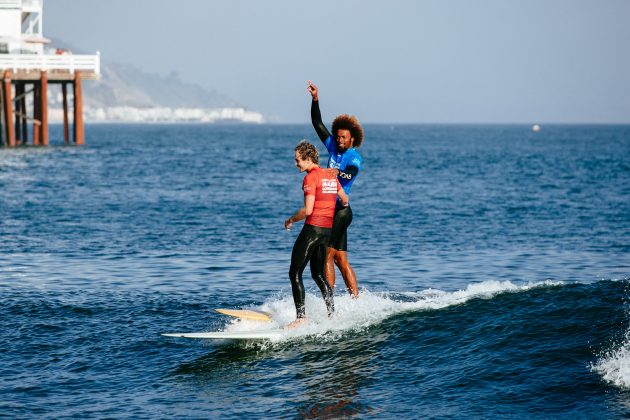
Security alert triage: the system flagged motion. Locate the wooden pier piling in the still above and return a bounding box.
[73,71,84,146]
[2,71,15,147]
[40,71,49,146]
[21,84,28,144]
[0,69,94,148]
[32,80,40,145]
[62,82,69,145]
[14,82,22,145]
[17,82,28,145]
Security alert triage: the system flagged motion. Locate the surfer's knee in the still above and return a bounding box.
[289,271,305,298]
[288,265,300,282]
[334,251,349,267]
[310,270,324,282]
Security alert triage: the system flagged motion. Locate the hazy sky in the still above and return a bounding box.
[45,0,630,123]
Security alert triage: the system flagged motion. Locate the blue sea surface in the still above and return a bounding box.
[1,124,629,418]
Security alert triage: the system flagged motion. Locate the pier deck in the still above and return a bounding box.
[0,53,100,81]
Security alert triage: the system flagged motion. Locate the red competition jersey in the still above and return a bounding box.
[302,167,342,228]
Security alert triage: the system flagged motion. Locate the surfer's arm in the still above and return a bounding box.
[284,195,315,230]
[326,165,359,185]
[337,165,359,181]
[337,187,349,207]
[308,81,331,143]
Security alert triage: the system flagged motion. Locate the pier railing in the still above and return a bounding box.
[0,53,100,79]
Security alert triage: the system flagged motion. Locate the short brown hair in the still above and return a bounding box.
[332,114,364,148]
[295,140,319,164]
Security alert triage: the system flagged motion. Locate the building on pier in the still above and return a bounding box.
[0,0,100,146]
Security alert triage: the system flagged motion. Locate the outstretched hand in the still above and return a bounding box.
[307,80,318,101]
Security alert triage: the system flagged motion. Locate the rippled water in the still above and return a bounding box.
[1,124,629,417]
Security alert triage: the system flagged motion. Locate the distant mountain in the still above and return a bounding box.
[48,38,263,122]
[85,62,240,110]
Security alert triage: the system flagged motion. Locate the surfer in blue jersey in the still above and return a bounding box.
[307,80,363,298]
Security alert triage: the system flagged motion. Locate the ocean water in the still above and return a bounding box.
[0,123,629,418]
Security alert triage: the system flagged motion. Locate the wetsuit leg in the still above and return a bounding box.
[309,243,335,316]
[289,228,312,318]
[288,225,332,319]
[327,205,359,296]
[328,205,352,251]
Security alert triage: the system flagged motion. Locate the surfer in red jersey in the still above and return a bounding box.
[307,81,363,298]
[285,141,349,329]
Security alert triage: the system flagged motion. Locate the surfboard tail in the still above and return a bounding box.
[215,308,272,322]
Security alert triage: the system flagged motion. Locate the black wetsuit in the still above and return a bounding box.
[289,225,334,319]
[288,166,340,319]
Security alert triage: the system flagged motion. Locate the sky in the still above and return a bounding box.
[45,0,630,123]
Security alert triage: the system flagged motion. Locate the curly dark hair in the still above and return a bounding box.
[295,140,319,164]
[332,114,364,148]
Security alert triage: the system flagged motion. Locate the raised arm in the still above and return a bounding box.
[307,81,332,143]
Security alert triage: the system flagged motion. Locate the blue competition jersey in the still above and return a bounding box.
[324,135,363,196]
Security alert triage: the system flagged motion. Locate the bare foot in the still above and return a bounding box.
[286,318,308,329]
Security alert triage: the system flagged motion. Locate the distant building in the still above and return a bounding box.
[0,0,100,146]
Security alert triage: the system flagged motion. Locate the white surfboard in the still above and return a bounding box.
[161,330,284,340]
[215,308,272,322]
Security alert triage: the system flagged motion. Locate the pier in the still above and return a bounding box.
[0,0,100,147]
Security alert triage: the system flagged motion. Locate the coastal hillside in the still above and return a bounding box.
[84,62,239,110]
[48,39,264,123]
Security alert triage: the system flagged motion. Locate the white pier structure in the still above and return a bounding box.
[0,0,100,146]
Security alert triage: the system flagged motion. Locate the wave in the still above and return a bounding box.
[589,278,630,389]
[219,279,566,343]
[592,340,630,388]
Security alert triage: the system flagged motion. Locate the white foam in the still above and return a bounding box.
[220,280,564,343]
[592,335,630,388]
